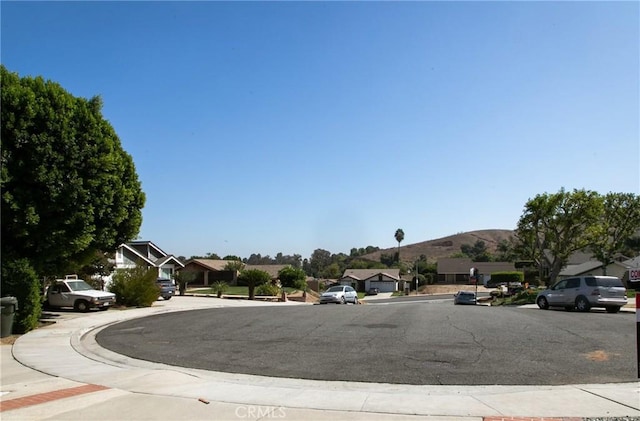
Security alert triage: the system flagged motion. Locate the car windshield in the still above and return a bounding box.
[326,286,344,292]
[67,281,94,291]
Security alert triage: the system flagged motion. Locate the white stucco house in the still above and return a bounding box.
[338,268,401,293]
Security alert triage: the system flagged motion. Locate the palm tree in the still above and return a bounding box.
[394,228,405,263]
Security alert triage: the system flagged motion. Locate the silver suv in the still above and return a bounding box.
[536,276,627,313]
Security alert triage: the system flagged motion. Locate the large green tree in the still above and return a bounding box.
[224,260,245,272]
[1,66,145,277]
[278,266,307,289]
[460,240,492,262]
[589,192,640,274]
[308,249,332,277]
[494,238,518,262]
[238,269,271,300]
[515,188,602,284]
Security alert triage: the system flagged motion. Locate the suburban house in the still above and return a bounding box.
[436,258,515,284]
[180,259,288,286]
[180,259,236,286]
[559,254,640,284]
[245,264,289,280]
[115,241,184,279]
[338,269,401,293]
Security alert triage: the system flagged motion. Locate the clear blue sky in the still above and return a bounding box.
[2,1,638,260]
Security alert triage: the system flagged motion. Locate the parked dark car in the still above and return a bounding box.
[453,291,476,305]
[156,278,176,300]
[366,287,380,296]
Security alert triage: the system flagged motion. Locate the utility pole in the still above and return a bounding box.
[629,268,640,378]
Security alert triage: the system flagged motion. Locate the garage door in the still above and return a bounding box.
[365,281,397,292]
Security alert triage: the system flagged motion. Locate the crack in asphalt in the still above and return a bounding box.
[446,314,486,365]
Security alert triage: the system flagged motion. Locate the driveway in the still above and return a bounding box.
[360,292,394,300]
[96,300,637,386]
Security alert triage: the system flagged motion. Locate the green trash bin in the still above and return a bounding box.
[0,296,19,338]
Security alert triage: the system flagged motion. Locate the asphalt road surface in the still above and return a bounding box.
[96,301,637,385]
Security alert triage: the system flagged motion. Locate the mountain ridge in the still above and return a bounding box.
[361,229,515,264]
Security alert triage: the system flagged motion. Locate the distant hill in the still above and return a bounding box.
[360,229,515,264]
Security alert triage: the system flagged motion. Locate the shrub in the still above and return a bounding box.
[292,278,308,291]
[511,289,538,305]
[487,271,524,288]
[0,258,42,334]
[175,270,196,296]
[211,281,228,298]
[238,269,271,299]
[278,266,307,289]
[108,266,158,307]
[493,289,538,306]
[256,282,280,296]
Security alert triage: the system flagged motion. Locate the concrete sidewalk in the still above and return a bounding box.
[1,296,639,421]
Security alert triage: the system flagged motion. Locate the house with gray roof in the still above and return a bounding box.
[180,259,237,286]
[181,259,289,286]
[559,255,640,283]
[115,240,184,279]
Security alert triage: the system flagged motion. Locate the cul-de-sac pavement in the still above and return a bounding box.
[97,299,637,386]
[2,295,639,420]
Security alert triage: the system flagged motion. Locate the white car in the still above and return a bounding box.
[45,275,116,312]
[319,285,358,304]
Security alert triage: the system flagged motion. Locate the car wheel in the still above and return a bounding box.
[74,300,90,313]
[575,296,591,312]
[353,296,358,305]
[340,296,346,304]
[164,295,172,300]
[537,296,549,310]
[605,306,620,313]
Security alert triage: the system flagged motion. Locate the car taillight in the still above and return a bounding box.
[591,288,600,296]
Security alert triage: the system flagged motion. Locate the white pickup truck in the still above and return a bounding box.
[45,275,116,312]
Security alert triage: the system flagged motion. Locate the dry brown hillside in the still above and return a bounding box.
[361,229,515,264]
